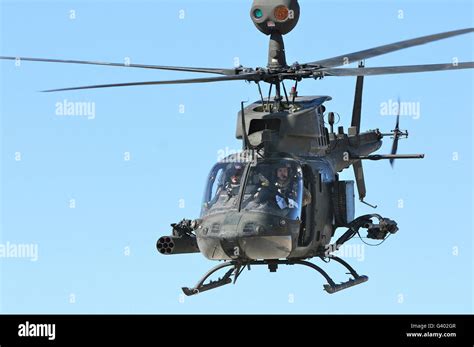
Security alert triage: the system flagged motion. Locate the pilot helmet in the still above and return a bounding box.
[275,162,292,180]
[228,163,244,184]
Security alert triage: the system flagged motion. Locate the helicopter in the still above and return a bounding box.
[1,0,472,296]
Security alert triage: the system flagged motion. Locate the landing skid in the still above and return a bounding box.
[181,257,368,296]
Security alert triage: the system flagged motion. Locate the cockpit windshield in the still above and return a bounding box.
[201,161,247,217]
[201,158,303,220]
[241,159,303,220]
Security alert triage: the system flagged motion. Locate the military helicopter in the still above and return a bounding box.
[1,0,473,296]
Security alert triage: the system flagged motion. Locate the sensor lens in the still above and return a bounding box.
[274,5,289,21]
[253,8,263,19]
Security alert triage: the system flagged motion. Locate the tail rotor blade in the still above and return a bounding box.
[390,98,401,167]
[389,137,399,167]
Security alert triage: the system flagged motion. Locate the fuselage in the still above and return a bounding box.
[194,95,382,261]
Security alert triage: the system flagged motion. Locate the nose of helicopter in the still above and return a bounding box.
[238,231,293,260]
[196,212,300,260]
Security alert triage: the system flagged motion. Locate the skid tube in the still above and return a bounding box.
[181,257,368,296]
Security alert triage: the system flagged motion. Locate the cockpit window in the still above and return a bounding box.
[201,162,247,217]
[241,159,303,220]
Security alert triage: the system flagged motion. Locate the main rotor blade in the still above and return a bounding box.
[306,28,474,68]
[0,56,239,75]
[41,73,261,92]
[321,62,474,76]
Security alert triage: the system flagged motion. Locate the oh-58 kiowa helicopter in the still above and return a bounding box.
[2,0,473,295]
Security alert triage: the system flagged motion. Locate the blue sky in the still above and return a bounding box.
[0,0,472,313]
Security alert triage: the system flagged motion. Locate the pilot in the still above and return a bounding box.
[224,163,244,197]
[206,163,244,209]
[254,163,311,209]
[277,164,312,207]
[274,163,299,208]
